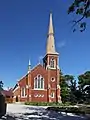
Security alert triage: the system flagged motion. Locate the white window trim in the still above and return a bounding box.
[21,87,26,98]
[49,67,56,69]
[34,88,44,90]
[42,95,44,97]
[34,94,38,97]
[51,77,55,82]
[50,58,55,68]
[34,94,44,98]
[51,92,55,98]
[34,74,44,90]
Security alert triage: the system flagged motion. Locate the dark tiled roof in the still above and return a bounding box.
[2,89,13,97]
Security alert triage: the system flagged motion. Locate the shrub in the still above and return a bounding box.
[25,101,72,107]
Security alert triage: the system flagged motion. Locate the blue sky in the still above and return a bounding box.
[0,0,90,88]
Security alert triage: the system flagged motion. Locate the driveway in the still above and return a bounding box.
[0,103,89,120]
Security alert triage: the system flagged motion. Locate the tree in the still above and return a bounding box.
[60,73,70,103]
[78,71,90,104]
[60,73,78,104]
[0,81,3,91]
[60,73,83,104]
[64,75,78,104]
[68,0,90,32]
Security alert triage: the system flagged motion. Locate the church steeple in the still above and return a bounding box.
[43,13,59,70]
[46,13,58,55]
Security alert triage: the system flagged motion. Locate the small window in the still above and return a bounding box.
[51,92,55,98]
[51,77,55,82]
[21,87,26,97]
[50,58,54,68]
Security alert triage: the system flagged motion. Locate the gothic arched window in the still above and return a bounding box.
[34,77,37,89]
[34,75,44,89]
[50,58,54,68]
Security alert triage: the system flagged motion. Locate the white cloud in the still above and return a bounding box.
[57,41,66,48]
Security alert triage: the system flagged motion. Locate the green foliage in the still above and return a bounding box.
[25,102,71,107]
[60,70,90,104]
[78,71,90,104]
[60,72,78,104]
[25,102,48,106]
[60,73,70,103]
[68,0,90,32]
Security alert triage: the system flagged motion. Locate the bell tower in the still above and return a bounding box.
[43,13,59,70]
[43,13,61,103]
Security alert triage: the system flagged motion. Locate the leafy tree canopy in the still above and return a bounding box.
[68,0,90,32]
[78,71,90,87]
[60,71,90,104]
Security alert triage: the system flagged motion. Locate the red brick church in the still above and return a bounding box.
[13,13,61,103]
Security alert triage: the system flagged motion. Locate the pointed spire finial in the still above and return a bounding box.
[28,59,31,73]
[48,12,54,35]
[29,59,31,66]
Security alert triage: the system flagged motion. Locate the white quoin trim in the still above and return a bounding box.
[48,84,51,89]
[57,85,60,89]
[29,95,31,97]
[18,95,20,97]
[26,85,29,89]
[13,96,16,98]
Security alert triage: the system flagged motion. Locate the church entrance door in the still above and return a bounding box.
[16,96,18,102]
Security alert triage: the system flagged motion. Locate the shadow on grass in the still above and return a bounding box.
[1,108,89,120]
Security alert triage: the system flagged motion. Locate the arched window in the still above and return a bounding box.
[50,58,54,68]
[21,87,26,97]
[38,75,41,88]
[41,78,44,89]
[51,92,55,98]
[34,78,37,88]
[34,75,44,89]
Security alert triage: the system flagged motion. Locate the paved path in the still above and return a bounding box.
[0,104,89,120]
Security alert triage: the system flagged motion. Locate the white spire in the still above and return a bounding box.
[48,13,54,35]
[46,13,57,54]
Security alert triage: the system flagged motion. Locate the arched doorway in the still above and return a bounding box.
[16,96,18,102]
